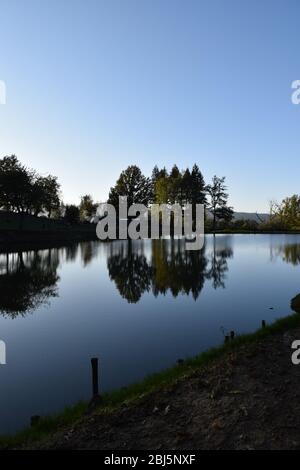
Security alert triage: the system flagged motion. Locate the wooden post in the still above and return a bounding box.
[262,320,266,328]
[91,357,99,397]
[30,415,40,427]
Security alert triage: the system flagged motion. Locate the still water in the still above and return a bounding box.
[0,234,300,434]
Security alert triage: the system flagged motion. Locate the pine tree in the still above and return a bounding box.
[181,168,192,205]
[190,164,206,205]
[169,165,181,204]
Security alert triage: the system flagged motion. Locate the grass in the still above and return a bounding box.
[1,311,300,448]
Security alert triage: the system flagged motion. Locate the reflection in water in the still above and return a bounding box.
[2,235,300,434]
[107,242,153,303]
[207,239,233,290]
[274,244,300,266]
[107,238,233,303]
[3,235,300,315]
[151,240,208,299]
[0,249,60,318]
[64,243,79,262]
[269,235,300,266]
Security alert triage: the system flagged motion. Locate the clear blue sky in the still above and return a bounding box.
[0,0,299,212]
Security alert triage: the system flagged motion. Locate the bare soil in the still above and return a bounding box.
[34,328,300,450]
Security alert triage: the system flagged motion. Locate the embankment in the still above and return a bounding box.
[0,211,97,247]
[1,312,300,450]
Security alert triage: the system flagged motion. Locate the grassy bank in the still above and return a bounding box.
[1,311,300,448]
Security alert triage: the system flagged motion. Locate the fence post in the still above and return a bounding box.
[91,357,99,397]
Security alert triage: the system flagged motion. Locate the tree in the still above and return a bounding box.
[189,164,206,222]
[79,194,97,221]
[64,205,80,224]
[169,165,182,204]
[190,164,206,205]
[181,168,192,205]
[0,155,34,213]
[150,165,160,202]
[108,165,152,209]
[38,175,60,217]
[51,202,65,219]
[29,175,60,217]
[151,165,160,184]
[0,155,61,216]
[269,195,300,230]
[154,174,169,204]
[206,176,233,233]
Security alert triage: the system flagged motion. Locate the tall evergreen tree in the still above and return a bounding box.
[190,164,206,205]
[169,165,182,204]
[181,168,192,205]
[154,175,169,204]
[151,165,160,182]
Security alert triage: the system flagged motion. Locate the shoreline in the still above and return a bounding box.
[0,230,98,252]
[1,311,300,449]
[0,229,300,252]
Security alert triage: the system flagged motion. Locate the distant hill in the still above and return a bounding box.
[233,212,269,222]
[206,210,269,222]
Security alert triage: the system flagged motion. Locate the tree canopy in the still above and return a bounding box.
[79,194,98,221]
[108,165,152,209]
[206,176,233,232]
[0,155,60,216]
[151,164,206,207]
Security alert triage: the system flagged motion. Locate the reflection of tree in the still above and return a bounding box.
[64,243,79,262]
[0,249,59,318]
[151,240,208,300]
[206,238,233,289]
[107,242,153,303]
[275,244,300,266]
[107,238,234,304]
[80,241,98,267]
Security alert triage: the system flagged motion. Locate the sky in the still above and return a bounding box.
[0,0,300,212]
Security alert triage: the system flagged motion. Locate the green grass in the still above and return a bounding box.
[1,311,300,448]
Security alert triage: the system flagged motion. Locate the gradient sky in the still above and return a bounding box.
[0,0,299,212]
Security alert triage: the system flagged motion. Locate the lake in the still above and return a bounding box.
[0,234,300,434]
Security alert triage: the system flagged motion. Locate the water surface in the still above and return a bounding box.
[0,234,300,434]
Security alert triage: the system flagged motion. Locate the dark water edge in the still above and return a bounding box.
[0,211,97,247]
[0,229,98,251]
[2,230,300,252]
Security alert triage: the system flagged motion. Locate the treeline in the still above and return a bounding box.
[2,154,300,233]
[0,155,99,224]
[0,155,60,217]
[266,196,300,231]
[108,164,234,230]
[0,156,235,230]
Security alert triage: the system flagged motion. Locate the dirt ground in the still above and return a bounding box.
[34,328,300,450]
